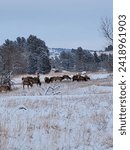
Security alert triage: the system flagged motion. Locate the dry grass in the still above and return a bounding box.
[0,72,113,150]
[0,122,8,150]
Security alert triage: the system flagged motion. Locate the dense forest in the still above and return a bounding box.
[0,35,113,75]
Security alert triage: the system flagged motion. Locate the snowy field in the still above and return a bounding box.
[0,72,113,150]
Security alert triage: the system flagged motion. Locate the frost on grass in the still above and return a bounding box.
[0,72,113,150]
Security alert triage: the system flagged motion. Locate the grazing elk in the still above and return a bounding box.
[72,74,90,81]
[44,77,50,83]
[72,74,80,81]
[78,76,87,81]
[49,76,63,82]
[0,85,11,92]
[62,75,71,80]
[22,77,33,89]
[55,76,63,82]
[49,77,56,83]
[84,75,90,80]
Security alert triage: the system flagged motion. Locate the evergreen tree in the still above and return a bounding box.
[26,35,51,74]
[94,51,100,63]
[0,39,25,74]
[105,45,113,51]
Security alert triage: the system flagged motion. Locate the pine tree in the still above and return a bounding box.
[26,35,51,74]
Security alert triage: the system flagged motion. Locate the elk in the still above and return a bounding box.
[84,75,90,80]
[27,76,41,86]
[62,75,71,80]
[44,77,50,83]
[72,74,80,81]
[49,76,63,82]
[78,76,87,81]
[22,77,33,89]
[55,76,63,82]
[0,85,11,92]
[72,74,90,81]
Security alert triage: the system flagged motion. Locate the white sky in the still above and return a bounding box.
[0,0,112,50]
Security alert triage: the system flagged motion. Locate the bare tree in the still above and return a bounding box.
[101,17,113,44]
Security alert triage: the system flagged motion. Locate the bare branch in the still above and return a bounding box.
[101,17,113,44]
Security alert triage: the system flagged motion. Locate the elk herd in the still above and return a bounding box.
[0,73,90,92]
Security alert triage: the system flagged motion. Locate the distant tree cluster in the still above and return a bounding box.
[0,35,51,74]
[105,45,113,51]
[51,47,113,72]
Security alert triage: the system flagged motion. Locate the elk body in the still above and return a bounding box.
[62,75,71,80]
[44,77,50,83]
[72,74,90,81]
[0,85,11,92]
[27,76,41,86]
[22,76,41,89]
[49,76,62,82]
[22,77,33,89]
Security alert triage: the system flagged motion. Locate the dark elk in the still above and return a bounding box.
[72,74,80,81]
[84,75,90,80]
[47,76,54,83]
[62,75,71,80]
[78,75,89,81]
[22,77,33,89]
[44,77,50,83]
[72,74,90,81]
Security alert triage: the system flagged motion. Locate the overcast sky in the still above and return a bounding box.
[0,0,112,50]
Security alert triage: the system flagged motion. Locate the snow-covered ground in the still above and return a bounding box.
[0,72,113,150]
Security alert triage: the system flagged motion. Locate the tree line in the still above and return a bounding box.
[0,35,113,75]
[51,47,113,72]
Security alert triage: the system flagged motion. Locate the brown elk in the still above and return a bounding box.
[49,76,63,82]
[62,75,71,80]
[72,74,90,81]
[49,77,54,83]
[84,75,90,80]
[78,76,87,81]
[0,85,11,92]
[72,74,80,81]
[22,77,33,89]
[27,76,41,86]
[55,76,63,82]
[44,77,50,83]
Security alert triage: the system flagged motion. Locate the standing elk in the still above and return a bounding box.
[22,77,33,89]
[22,76,42,89]
[27,76,41,86]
